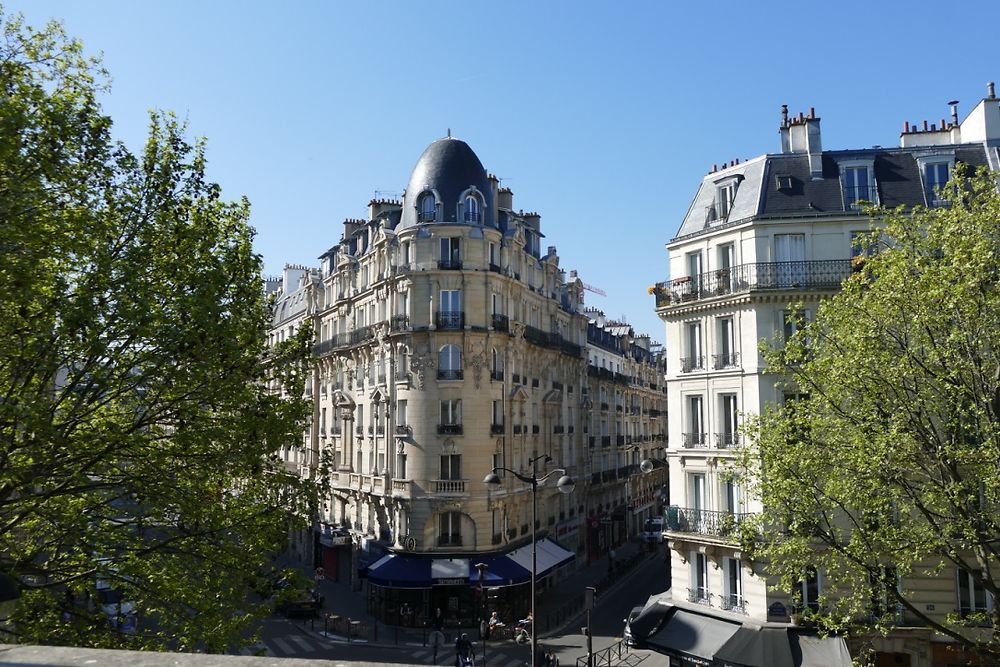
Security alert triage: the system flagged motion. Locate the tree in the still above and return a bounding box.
[0,9,317,651]
[742,165,1000,661]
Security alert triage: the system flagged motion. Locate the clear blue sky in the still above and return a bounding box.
[12,0,1000,339]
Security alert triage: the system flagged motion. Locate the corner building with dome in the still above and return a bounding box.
[267,136,669,628]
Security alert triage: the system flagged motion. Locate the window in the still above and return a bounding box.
[685,396,705,447]
[489,242,499,271]
[774,234,805,286]
[687,251,703,279]
[958,568,994,618]
[464,195,480,223]
[396,399,407,427]
[924,161,951,205]
[782,309,807,344]
[440,399,462,425]
[682,322,703,372]
[721,478,743,514]
[491,400,504,432]
[717,182,738,220]
[719,394,738,447]
[438,290,463,329]
[438,344,462,380]
[869,567,902,622]
[440,454,462,480]
[440,237,461,269]
[689,473,706,511]
[723,558,744,612]
[842,165,875,208]
[418,193,436,222]
[439,512,462,546]
[798,568,821,612]
[716,317,736,368]
[690,552,709,604]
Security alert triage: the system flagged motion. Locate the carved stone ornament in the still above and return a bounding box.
[509,321,525,339]
[408,354,434,390]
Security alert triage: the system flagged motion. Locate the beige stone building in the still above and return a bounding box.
[268,136,665,628]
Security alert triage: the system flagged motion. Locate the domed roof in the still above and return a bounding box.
[399,137,495,230]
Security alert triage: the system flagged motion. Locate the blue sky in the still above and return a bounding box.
[11,0,1000,339]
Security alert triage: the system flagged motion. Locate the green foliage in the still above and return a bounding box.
[0,8,316,651]
[742,165,1000,659]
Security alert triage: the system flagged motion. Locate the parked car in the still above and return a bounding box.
[622,606,643,646]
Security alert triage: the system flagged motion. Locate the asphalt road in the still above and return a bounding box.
[240,554,671,667]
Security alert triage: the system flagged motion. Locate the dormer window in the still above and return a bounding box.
[418,193,436,222]
[717,182,737,220]
[463,194,480,223]
[923,161,951,207]
[840,161,877,210]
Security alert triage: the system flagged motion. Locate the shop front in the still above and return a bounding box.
[366,542,573,628]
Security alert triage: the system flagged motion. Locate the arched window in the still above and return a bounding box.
[438,344,462,381]
[464,195,480,223]
[419,193,436,222]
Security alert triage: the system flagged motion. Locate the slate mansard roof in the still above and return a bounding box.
[674,143,999,241]
[398,137,495,230]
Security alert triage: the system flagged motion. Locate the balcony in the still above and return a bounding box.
[438,259,463,270]
[436,311,465,330]
[513,425,523,435]
[437,423,463,435]
[490,369,504,382]
[601,436,611,447]
[417,210,436,222]
[492,313,509,332]
[395,424,411,436]
[433,479,467,495]
[680,356,705,373]
[489,263,502,274]
[715,432,739,448]
[532,425,540,434]
[683,432,708,448]
[655,259,853,308]
[600,402,609,411]
[686,587,710,605]
[720,594,747,614]
[438,533,463,547]
[490,423,504,435]
[666,507,750,538]
[712,352,740,369]
[554,425,565,434]
[391,479,413,498]
[390,315,410,332]
[437,369,464,381]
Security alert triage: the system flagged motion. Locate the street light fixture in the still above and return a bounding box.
[483,455,575,667]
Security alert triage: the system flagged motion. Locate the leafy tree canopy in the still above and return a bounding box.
[742,165,1000,660]
[0,8,316,651]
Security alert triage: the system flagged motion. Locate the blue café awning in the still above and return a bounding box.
[469,555,532,586]
[366,554,432,588]
[367,549,544,589]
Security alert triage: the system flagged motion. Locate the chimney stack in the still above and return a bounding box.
[988,82,996,100]
[782,107,823,178]
[948,100,960,127]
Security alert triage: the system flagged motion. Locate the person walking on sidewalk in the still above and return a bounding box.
[454,632,473,667]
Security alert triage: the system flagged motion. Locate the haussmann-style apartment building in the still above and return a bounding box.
[267,136,667,629]
[649,84,1000,667]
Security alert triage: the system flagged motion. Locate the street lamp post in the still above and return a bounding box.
[475,562,488,667]
[483,455,575,667]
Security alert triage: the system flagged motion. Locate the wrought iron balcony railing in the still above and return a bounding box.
[665,507,751,538]
[492,313,509,332]
[682,432,707,448]
[437,423,463,435]
[490,423,504,435]
[437,369,464,381]
[686,587,710,605]
[720,594,747,614]
[435,311,465,329]
[438,259,463,270]
[712,352,740,369]
[715,432,739,448]
[654,259,853,308]
[680,356,705,373]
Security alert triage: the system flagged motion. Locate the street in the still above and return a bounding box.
[237,553,670,666]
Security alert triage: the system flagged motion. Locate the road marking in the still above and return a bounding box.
[271,637,294,654]
[290,635,314,651]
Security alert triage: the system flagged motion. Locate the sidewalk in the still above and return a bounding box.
[273,538,661,648]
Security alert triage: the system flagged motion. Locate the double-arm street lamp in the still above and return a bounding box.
[483,455,575,667]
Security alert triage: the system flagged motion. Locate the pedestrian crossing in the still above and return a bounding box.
[233,624,538,666]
